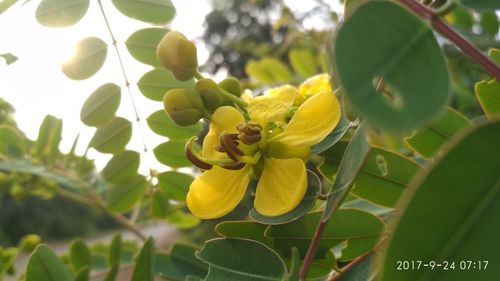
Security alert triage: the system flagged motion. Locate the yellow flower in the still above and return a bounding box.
[185,82,341,219]
[295,74,332,106]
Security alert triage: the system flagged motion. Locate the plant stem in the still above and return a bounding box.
[299,220,328,280]
[96,0,152,156]
[327,252,372,281]
[398,0,500,81]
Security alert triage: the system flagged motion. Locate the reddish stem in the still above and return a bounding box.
[398,0,500,81]
[299,220,327,279]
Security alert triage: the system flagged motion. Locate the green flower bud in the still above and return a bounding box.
[195,79,223,113]
[157,31,198,81]
[163,88,205,126]
[19,234,42,252]
[219,77,242,97]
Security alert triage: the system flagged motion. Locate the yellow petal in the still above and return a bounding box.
[296,74,332,105]
[273,90,341,147]
[266,141,311,163]
[248,85,297,125]
[202,106,245,157]
[254,158,307,216]
[187,166,250,219]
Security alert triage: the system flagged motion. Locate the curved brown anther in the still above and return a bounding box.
[185,145,213,170]
[220,133,244,162]
[239,133,262,145]
[215,144,226,153]
[238,123,262,136]
[221,161,246,170]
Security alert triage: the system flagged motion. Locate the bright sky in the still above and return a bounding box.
[0,0,341,173]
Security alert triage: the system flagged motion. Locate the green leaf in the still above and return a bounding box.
[332,1,449,132]
[475,80,500,117]
[249,170,320,225]
[336,254,376,281]
[157,171,193,201]
[137,68,195,101]
[36,0,89,27]
[489,48,500,64]
[444,7,473,31]
[26,245,72,281]
[90,117,132,154]
[480,12,499,36]
[151,189,171,218]
[196,238,287,281]
[0,0,19,15]
[146,110,202,140]
[286,248,300,281]
[266,209,384,262]
[103,265,119,281]
[73,267,90,281]
[320,140,420,208]
[101,150,140,184]
[0,125,25,158]
[166,210,201,229]
[456,0,500,11]
[155,244,208,281]
[80,83,121,127]
[289,48,318,77]
[405,107,471,158]
[70,239,92,273]
[323,124,370,220]
[215,221,272,247]
[153,141,191,168]
[111,0,176,25]
[126,27,168,66]
[35,115,62,163]
[106,175,148,213]
[62,37,107,80]
[246,57,292,84]
[0,52,18,65]
[131,237,155,281]
[109,234,122,266]
[379,119,500,281]
[312,114,351,154]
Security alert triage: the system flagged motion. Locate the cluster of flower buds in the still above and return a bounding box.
[157,31,244,126]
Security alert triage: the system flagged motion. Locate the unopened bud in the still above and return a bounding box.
[219,77,242,97]
[19,234,42,252]
[195,79,223,113]
[157,31,198,81]
[163,88,205,126]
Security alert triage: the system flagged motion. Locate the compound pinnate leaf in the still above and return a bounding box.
[138,69,195,101]
[36,0,89,27]
[112,0,176,25]
[62,37,107,80]
[379,119,500,281]
[101,150,140,184]
[157,171,193,201]
[153,141,191,168]
[196,238,287,281]
[332,1,449,132]
[106,175,147,213]
[146,110,201,140]
[81,83,121,127]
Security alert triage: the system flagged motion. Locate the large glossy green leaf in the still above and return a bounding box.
[36,0,89,27]
[456,0,500,11]
[80,83,121,127]
[101,150,140,184]
[62,37,107,80]
[111,0,175,25]
[249,170,320,224]
[70,239,92,274]
[126,28,168,66]
[131,237,155,281]
[320,141,420,208]
[155,244,208,281]
[35,115,62,163]
[379,119,500,281]
[153,141,191,168]
[137,69,195,101]
[323,124,370,220]
[405,107,471,158]
[146,110,202,140]
[157,171,193,201]
[475,80,500,117]
[106,175,147,213]
[266,209,384,262]
[26,245,72,281]
[332,1,449,132]
[196,238,287,281]
[90,117,132,154]
[0,125,25,158]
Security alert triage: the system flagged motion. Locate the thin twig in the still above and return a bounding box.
[398,0,500,81]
